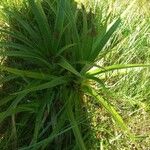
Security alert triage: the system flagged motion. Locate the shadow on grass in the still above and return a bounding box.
[0,1,96,149]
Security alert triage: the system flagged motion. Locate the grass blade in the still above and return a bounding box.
[0,93,27,123]
[66,91,86,150]
[58,58,82,78]
[28,0,52,53]
[0,66,55,80]
[13,77,66,95]
[84,86,134,139]
[91,18,121,61]
[87,64,150,75]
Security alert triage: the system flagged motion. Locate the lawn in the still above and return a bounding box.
[0,0,150,150]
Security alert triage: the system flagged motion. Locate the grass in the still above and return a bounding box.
[86,0,150,149]
[0,0,150,150]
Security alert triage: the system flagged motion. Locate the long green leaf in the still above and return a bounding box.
[0,75,17,85]
[4,9,40,41]
[0,28,35,48]
[84,86,134,138]
[53,0,66,51]
[0,42,35,53]
[31,102,46,144]
[66,101,86,150]
[28,0,51,53]
[31,89,54,145]
[0,95,16,107]
[65,90,86,150]
[13,77,66,95]
[91,18,121,61]
[19,110,68,150]
[87,64,150,75]
[0,66,55,80]
[59,58,82,78]
[0,50,51,68]
[55,43,76,57]
[0,103,37,122]
[0,93,27,123]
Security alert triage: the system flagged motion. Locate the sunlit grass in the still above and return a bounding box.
[0,0,150,150]
[86,0,150,149]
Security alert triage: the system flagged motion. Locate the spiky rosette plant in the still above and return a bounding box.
[0,0,149,149]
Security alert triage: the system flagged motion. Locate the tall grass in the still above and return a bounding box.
[87,0,150,149]
[0,0,150,149]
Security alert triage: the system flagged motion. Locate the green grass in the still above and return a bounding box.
[0,0,150,150]
[86,0,150,149]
